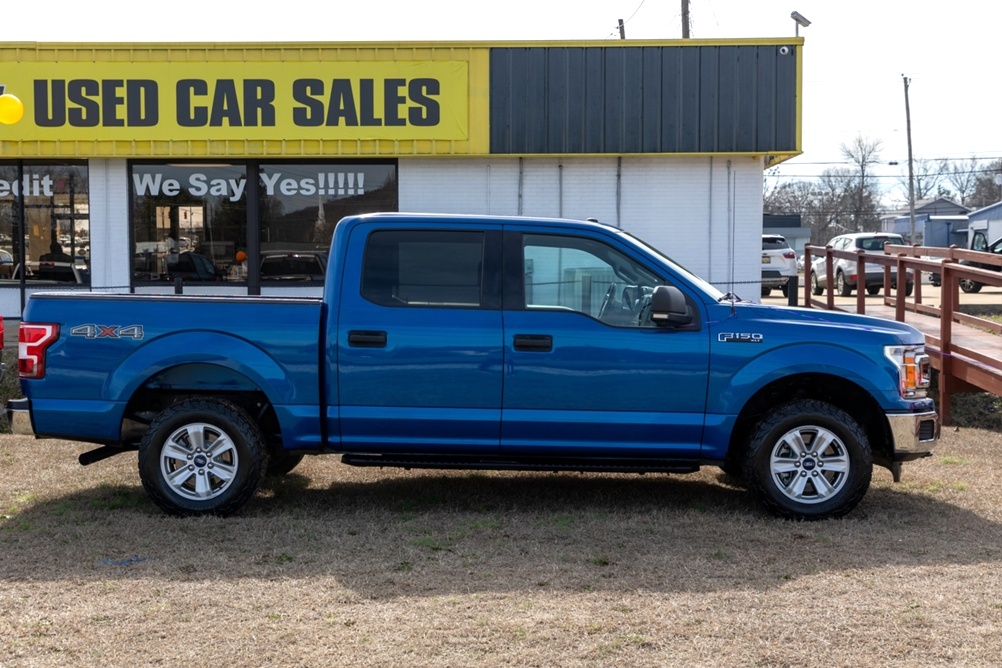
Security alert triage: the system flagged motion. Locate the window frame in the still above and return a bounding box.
[509,230,692,329]
[359,228,502,310]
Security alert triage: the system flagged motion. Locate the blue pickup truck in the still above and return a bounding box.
[8,213,939,520]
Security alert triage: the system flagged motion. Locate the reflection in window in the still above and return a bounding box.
[523,234,663,327]
[131,163,246,283]
[362,230,484,307]
[259,163,396,282]
[0,162,89,285]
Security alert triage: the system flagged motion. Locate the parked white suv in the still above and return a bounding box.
[810,232,914,297]
[761,234,798,297]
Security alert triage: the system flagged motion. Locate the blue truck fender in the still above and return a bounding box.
[105,331,298,406]
[710,342,901,416]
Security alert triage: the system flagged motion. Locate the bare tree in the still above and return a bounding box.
[815,168,859,243]
[945,156,982,207]
[896,158,946,202]
[969,158,1002,209]
[840,135,884,232]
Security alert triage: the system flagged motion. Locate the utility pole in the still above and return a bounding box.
[618,19,626,39]
[903,75,917,244]
[681,0,690,38]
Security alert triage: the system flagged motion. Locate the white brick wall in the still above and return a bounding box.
[400,156,765,297]
[89,159,131,292]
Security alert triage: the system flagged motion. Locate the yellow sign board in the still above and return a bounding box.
[2,60,468,142]
[0,43,494,157]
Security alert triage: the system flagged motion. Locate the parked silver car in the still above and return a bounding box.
[810,232,913,296]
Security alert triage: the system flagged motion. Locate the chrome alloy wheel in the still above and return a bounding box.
[768,425,850,505]
[159,422,239,501]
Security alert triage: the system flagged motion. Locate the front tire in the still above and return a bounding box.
[138,398,268,517]
[836,271,853,296]
[744,400,872,520]
[811,272,823,296]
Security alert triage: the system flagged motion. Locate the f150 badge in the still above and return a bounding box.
[70,324,145,340]
[718,332,763,343]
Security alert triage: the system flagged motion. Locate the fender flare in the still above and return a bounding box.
[105,331,296,405]
[715,343,899,415]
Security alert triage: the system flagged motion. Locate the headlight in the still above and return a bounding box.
[884,344,931,399]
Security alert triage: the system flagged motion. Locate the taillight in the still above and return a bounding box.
[783,251,796,259]
[19,323,60,379]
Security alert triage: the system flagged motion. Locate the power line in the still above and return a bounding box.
[775,155,1002,167]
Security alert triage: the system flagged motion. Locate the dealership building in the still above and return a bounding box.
[0,39,801,318]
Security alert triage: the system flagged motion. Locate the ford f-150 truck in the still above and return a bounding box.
[8,213,939,520]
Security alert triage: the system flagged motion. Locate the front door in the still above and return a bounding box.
[501,231,710,458]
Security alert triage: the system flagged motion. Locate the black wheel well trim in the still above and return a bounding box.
[727,373,892,472]
[122,367,284,452]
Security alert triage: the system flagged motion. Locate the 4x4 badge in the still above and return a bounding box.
[70,324,145,340]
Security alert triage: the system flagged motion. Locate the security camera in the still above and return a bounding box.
[779,46,791,56]
[791,11,811,27]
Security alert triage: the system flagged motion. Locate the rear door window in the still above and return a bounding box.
[362,230,486,308]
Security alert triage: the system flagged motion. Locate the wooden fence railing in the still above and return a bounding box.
[803,242,1002,425]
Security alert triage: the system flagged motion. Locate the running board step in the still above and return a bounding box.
[340,454,700,475]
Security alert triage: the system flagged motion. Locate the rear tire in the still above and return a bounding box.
[866,285,880,295]
[744,400,872,520]
[138,398,267,517]
[960,279,982,294]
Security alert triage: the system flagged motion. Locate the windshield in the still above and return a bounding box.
[618,230,726,301]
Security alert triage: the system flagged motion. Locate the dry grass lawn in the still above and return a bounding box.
[2,425,1002,667]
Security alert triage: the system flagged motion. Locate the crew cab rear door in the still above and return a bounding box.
[500,229,710,458]
[336,223,503,453]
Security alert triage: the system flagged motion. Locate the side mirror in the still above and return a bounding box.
[650,285,692,327]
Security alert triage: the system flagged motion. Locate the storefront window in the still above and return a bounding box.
[0,162,89,285]
[258,162,396,282]
[131,163,248,284]
[130,161,397,287]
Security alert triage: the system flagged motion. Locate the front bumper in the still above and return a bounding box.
[887,409,939,461]
[7,397,34,436]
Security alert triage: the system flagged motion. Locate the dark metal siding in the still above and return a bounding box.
[490,45,798,155]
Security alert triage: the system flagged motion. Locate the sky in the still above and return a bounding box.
[4,0,1000,204]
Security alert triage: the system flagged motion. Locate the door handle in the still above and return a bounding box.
[348,330,387,348]
[513,334,553,352]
